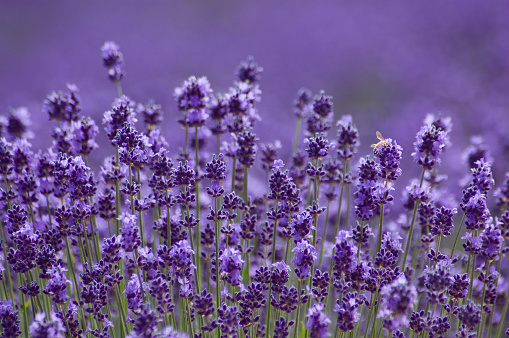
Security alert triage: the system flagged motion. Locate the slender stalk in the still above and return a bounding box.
[293,116,302,154]
[450,214,466,258]
[402,168,426,272]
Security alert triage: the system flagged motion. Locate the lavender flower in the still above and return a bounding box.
[291,239,317,279]
[373,134,403,181]
[412,123,448,170]
[236,56,263,84]
[379,274,417,331]
[336,115,359,160]
[174,76,212,113]
[101,41,124,82]
[0,300,21,338]
[119,212,141,252]
[305,303,331,338]
[219,247,244,286]
[29,312,65,338]
[43,83,81,122]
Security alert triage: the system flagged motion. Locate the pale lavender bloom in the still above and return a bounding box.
[219,247,244,286]
[292,239,317,279]
[29,312,65,338]
[306,303,331,338]
[379,274,417,331]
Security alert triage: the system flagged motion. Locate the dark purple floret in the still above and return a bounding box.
[354,179,378,222]
[460,186,490,231]
[292,239,317,279]
[373,136,403,181]
[236,127,258,168]
[311,270,330,302]
[423,261,452,304]
[312,91,333,118]
[274,317,294,338]
[204,154,227,181]
[0,139,13,176]
[471,158,494,194]
[5,107,32,140]
[236,56,263,84]
[291,211,314,242]
[260,141,282,172]
[102,95,137,142]
[194,290,215,318]
[332,231,357,277]
[270,262,291,294]
[217,304,239,338]
[43,83,81,122]
[272,285,299,313]
[306,303,331,338]
[480,224,503,261]
[430,206,457,237]
[0,300,21,338]
[412,124,448,170]
[334,292,362,332]
[173,161,196,186]
[336,115,359,160]
[305,133,332,160]
[457,301,481,330]
[174,76,212,112]
[448,273,469,301]
[44,266,70,304]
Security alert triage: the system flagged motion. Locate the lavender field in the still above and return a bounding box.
[1,2,509,337]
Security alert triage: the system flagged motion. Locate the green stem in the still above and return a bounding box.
[293,116,302,154]
[450,214,466,258]
[402,168,426,272]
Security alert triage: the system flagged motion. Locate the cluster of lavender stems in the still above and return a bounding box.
[0,41,509,338]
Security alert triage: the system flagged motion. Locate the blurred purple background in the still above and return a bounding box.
[1,1,509,189]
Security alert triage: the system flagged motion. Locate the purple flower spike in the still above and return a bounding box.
[306,303,331,338]
[379,275,417,331]
[174,76,212,112]
[292,239,317,279]
[219,247,244,286]
[101,41,124,82]
[412,123,449,170]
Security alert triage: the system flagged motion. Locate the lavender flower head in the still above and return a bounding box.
[336,115,359,160]
[119,212,141,252]
[0,300,21,338]
[379,274,417,331]
[174,76,212,112]
[373,133,403,181]
[236,56,263,84]
[43,83,81,122]
[294,88,312,118]
[4,107,33,141]
[305,303,331,338]
[412,120,449,170]
[219,247,244,286]
[471,158,494,194]
[292,239,317,279]
[101,41,124,82]
[29,312,65,338]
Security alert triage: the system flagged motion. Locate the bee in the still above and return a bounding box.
[371,131,388,149]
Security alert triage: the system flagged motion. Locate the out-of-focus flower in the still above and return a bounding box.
[101,41,124,82]
[305,303,331,338]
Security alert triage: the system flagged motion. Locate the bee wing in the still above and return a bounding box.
[376,131,385,142]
